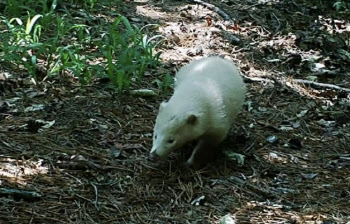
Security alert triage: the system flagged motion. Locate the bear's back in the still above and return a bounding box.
[175,57,245,124]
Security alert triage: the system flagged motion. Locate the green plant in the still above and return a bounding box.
[334,0,348,11]
[5,0,31,17]
[54,46,92,84]
[56,16,70,38]
[0,14,43,78]
[86,0,98,10]
[39,0,58,29]
[1,1,162,92]
[97,15,162,92]
[162,73,173,95]
[5,0,57,18]
[70,24,89,43]
[2,13,42,43]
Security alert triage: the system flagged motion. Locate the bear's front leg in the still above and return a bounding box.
[187,136,221,169]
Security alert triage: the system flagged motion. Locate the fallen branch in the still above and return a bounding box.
[293,79,350,93]
[0,188,42,201]
[228,176,276,199]
[192,0,233,22]
[55,155,104,170]
[243,74,350,93]
[242,76,274,84]
[191,0,241,45]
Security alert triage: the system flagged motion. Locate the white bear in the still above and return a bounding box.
[150,56,246,168]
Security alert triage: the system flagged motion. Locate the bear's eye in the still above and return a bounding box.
[154,135,157,139]
[167,138,175,144]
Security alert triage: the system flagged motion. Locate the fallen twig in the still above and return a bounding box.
[243,74,350,94]
[293,79,350,93]
[191,0,241,44]
[55,155,104,170]
[228,176,275,199]
[192,0,233,22]
[0,188,42,201]
[90,182,100,211]
[242,76,274,84]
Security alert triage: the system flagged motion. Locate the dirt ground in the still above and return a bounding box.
[1,0,350,223]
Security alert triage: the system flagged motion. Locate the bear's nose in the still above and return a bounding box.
[148,151,159,161]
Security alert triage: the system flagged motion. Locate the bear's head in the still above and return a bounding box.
[149,101,205,161]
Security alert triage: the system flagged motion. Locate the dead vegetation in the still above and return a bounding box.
[1,0,350,223]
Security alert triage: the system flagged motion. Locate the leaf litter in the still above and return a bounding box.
[0,0,350,223]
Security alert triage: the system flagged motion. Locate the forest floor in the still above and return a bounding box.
[1,0,350,223]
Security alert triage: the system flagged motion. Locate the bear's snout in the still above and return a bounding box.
[148,151,160,162]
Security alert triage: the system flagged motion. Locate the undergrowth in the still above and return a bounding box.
[0,0,162,93]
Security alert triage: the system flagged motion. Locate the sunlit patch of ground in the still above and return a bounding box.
[136,3,237,62]
[0,158,48,185]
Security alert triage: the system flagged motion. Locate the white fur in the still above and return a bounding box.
[151,56,246,165]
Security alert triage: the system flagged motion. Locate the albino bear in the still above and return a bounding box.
[149,56,246,168]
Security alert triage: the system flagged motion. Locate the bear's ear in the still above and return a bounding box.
[159,101,167,111]
[186,113,198,125]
